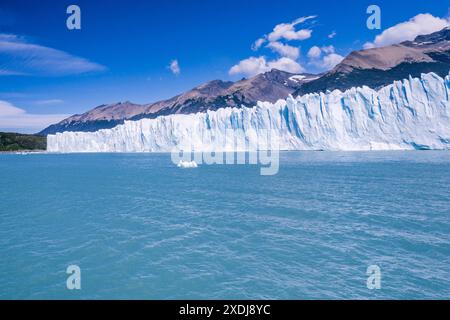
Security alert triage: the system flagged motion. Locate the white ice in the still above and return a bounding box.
[177,160,198,168]
[48,72,450,152]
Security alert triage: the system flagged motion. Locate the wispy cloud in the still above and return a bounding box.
[0,100,69,133]
[251,38,266,51]
[0,34,106,76]
[169,59,180,75]
[34,99,64,106]
[0,70,27,76]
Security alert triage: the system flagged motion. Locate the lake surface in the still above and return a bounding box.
[0,151,449,299]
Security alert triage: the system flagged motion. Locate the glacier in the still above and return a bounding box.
[47,72,450,152]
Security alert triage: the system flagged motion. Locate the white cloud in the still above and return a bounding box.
[232,16,316,76]
[320,53,344,70]
[169,59,180,75]
[307,45,335,58]
[307,45,344,71]
[268,57,304,74]
[307,46,322,59]
[266,41,300,60]
[362,42,376,50]
[229,57,268,77]
[0,100,69,133]
[268,23,313,42]
[252,37,266,51]
[229,56,303,77]
[0,100,23,117]
[251,15,316,50]
[232,16,322,76]
[364,13,449,49]
[328,31,337,39]
[0,34,106,76]
[321,45,335,54]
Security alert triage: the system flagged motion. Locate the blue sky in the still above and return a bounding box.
[0,0,449,133]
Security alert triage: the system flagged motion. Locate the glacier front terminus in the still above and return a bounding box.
[48,72,450,152]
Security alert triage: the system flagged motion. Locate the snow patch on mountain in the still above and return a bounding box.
[289,75,306,82]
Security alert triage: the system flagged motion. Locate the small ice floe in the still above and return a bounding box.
[177,160,198,168]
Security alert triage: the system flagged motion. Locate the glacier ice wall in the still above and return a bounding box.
[48,72,450,152]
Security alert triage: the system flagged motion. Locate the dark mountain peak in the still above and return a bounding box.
[119,100,133,105]
[241,69,318,87]
[410,27,450,46]
[256,69,294,82]
[266,68,293,76]
[193,79,234,95]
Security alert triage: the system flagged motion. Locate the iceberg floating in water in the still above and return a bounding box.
[177,160,198,168]
[48,72,450,152]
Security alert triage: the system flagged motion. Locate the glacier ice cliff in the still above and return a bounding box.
[48,72,450,152]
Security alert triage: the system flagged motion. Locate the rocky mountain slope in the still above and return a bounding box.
[40,70,317,135]
[40,101,147,134]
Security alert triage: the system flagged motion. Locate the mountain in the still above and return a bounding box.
[40,70,318,135]
[132,71,318,119]
[295,27,450,95]
[40,101,147,134]
[48,72,450,153]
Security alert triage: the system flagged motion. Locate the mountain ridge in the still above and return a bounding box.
[40,70,317,135]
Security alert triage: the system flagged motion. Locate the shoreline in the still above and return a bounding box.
[0,150,46,154]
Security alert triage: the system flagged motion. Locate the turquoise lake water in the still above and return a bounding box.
[0,151,449,299]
